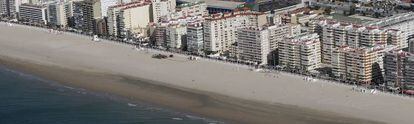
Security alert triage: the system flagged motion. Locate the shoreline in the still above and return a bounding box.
[0,55,380,124]
[1,22,414,123]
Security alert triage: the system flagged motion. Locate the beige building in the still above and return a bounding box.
[107,1,151,38]
[203,10,266,54]
[279,33,321,71]
[331,45,395,84]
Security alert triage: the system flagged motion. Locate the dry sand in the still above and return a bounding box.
[0,22,413,124]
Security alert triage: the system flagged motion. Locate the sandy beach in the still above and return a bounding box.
[1,22,413,124]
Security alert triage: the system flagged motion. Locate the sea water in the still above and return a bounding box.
[0,67,221,124]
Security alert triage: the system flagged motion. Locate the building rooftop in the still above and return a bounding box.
[323,13,373,24]
[176,1,205,8]
[177,0,244,10]
[365,12,414,27]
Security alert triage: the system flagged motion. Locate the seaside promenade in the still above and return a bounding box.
[1,22,414,124]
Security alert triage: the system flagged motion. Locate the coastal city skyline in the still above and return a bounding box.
[1,0,414,124]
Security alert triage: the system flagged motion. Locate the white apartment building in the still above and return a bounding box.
[186,22,204,53]
[237,27,269,65]
[19,3,48,25]
[48,2,67,27]
[203,10,267,54]
[267,24,290,50]
[100,0,118,17]
[279,33,321,71]
[165,23,187,49]
[151,0,176,23]
[107,1,151,38]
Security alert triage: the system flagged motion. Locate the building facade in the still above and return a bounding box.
[384,50,411,88]
[186,22,204,53]
[19,3,48,25]
[165,23,187,49]
[203,10,266,54]
[237,27,270,65]
[107,1,151,38]
[405,56,414,84]
[366,12,414,42]
[279,33,321,71]
[48,2,67,27]
[0,0,16,17]
[100,0,118,17]
[267,24,290,50]
[331,45,394,84]
[409,40,414,54]
[151,0,176,23]
[313,20,404,64]
[71,0,101,33]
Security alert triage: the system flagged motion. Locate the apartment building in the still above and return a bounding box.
[386,29,407,50]
[405,56,414,84]
[100,0,118,17]
[186,22,204,53]
[279,33,321,71]
[0,0,16,17]
[366,12,414,42]
[71,0,101,33]
[237,27,269,65]
[175,1,207,18]
[267,24,290,50]
[314,20,403,64]
[19,3,48,25]
[107,1,151,38]
[151,0,176,23]
[331,45,394,84]
[165,23,187,49]
[48,2,67,27]
[154,23,168,46]
[409,40,414,54]
[384,50,411,88]
[203,10,266,54]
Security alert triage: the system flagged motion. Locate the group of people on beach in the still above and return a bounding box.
[48,29,63,35]
[3,22,13,27]
[352,87,378,94]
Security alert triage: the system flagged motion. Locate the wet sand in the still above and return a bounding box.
[0,22,413,123]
